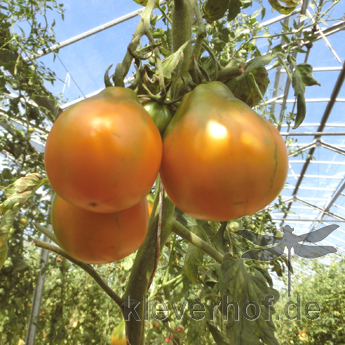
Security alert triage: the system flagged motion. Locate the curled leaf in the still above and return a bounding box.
[133,0,148,6]
[268,0,300,15]
[203,0,230,23]
[292,63,321,129]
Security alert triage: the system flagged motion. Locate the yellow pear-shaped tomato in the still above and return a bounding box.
[51,195,148,264]
[160,81,288,221]
[45,87,162,213]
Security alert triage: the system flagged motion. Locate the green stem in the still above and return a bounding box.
[157,3,172,24]
[216,66,243,82]
[191,0,206,63]
[115,0,157,84]
[172,220,224,264]
[33,239,123,309]
[202,41,220,81]
[161,273,183,288]
[35,223,58,244]
[124,183,175,345]
[154,47,166,94]
[172,0,192,57]
[171,0,193,99]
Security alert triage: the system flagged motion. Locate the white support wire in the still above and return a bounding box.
[280,132,345,137]
[23,1,168,62]
[284,186,338,191]
[263,97,345,105]
[281,123,345,128]
[289,160,345,165]
[277,98,345,103]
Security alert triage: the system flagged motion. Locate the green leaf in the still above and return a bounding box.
[236,54,276,82]
[213,222,228,254]
[161,41,191,79]
[227,66,269,107]
[207,322,230,345]
[184,226,205,284]
[252,265,274,288]
[227,0,241,21]
[292,63,321,129]
[221,254,280,345]
[132,0,148,6]
[203,0,230,23]
[175,208,219,239]
[12,258,29,273]
[268,0,300,15]
[0,236,9,270]
[0,173,45,269]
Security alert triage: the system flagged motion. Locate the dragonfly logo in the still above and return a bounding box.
[237,225,338,296]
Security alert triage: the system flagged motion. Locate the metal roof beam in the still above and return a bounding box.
[288,174,343,179]
[280,60,345,227]
[313,176,345,228]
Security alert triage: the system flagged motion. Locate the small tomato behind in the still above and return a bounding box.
[143,102,172,135]
[19,218,28,226]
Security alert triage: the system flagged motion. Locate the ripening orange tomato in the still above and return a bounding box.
[45,87,162,213]
[160,82,288,221]
[51,195,149,264]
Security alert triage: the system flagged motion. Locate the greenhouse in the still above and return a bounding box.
[0,0,344,344]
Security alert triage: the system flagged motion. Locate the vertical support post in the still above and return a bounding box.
[25,228,52,345]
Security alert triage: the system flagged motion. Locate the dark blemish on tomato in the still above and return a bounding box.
[233,201,245,205]
[112,132,121,138]
[89,202,98,208]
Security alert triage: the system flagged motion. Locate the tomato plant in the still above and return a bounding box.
[45,87,162,213]
[142,102,173,135]
[160,82,289,221]
[51,194,149,264]
[0,0,335,344]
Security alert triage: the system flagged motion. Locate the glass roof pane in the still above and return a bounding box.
[307,32,345,68]
[45,0,143,42]
[39,18,140,104]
